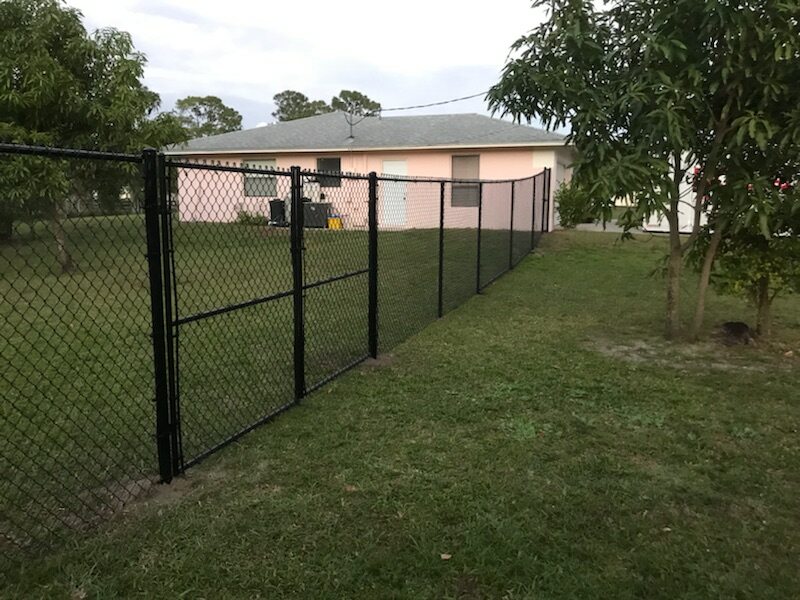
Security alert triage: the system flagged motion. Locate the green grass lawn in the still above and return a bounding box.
[0,215,513,551]
[2,230,798,598]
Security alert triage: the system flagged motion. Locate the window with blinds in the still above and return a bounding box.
[243,159,278,197]
[451,155,480,207]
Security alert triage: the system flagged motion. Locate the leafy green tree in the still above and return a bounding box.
[690,162,800,338]
[272,90,332,121]
[173,95,242,138]
[713,234,800,340]
[0,0,182,268]
[331,90,381,117]
[488,0,800,340]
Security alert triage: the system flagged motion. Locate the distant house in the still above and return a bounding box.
[166,112,573,230]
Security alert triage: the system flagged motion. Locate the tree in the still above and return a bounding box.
[173,95,242,138]
[488,0,800,340]
[690,165,800,339]
[331,90,381,117]
[0,0,179,268]
[712,234,800,340]
[272,90,332,121]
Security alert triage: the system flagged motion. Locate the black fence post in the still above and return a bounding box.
[157,153,181,475]
[531,174,538,250]
[290,166,305,400]
[143,148,174,483]
[437,181,445,318]
[368,172,379,358]
[476,182,483,293]
[509,181,515,269]
[542,167,551,233]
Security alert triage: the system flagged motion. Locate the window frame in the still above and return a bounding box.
[451,154,480,207]
[243,159,278,197]
[316,157,342,188]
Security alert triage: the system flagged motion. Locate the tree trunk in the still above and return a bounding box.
[755,276,771,339]
[664,152,685,340]
[689,227,723,340]
[51,204,74,273]
[665,208,683,340]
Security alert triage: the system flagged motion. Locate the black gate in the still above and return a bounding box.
[155,161,381,478]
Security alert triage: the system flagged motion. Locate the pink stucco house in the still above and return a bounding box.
[166,112,573,231]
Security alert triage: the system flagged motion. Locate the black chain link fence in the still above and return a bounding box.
[0,143,551,555]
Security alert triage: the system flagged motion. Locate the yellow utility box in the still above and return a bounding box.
[327,216,343,230]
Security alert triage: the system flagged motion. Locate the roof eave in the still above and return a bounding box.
[165,140,572,156]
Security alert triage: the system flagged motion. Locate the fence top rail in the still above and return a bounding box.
[0,143,142,163]
[373,171,544,185]
[166,157,293,177]
[298,168,375,182]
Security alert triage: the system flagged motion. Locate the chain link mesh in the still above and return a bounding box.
[169,161,296,466]
[1,151,157,553]
[1,145,550,554]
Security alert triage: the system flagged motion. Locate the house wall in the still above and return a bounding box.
[174,147,568,231]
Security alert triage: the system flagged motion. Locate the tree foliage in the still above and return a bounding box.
[714,234,800,339]
[173,95,242,138]
[272,89,382,121]
[488,0,800,339]
[271,90,332,121]
[331,90,381,117]
[0,0,187,267]
[691,168,800,338]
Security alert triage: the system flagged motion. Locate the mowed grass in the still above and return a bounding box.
[1,230,798,598]
[0,214,513,550]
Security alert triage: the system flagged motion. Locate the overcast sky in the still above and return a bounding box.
[68,0,548,130]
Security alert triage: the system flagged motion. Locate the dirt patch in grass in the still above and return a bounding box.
[587,336,797,373]
[362,353,396,368]
[118,476,194,520]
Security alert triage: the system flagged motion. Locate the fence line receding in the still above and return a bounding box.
[0,143,550,554]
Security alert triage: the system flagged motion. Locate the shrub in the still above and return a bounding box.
[236,210,269,226]
[555,182,593,228]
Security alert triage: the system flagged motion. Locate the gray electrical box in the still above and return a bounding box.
[303,202,331,228]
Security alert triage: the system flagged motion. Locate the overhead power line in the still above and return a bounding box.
[380,91,489,113]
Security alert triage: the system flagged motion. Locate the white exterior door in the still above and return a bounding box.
[381,160,407,227]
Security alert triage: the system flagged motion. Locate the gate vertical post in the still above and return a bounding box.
[531,174,538,250]
[143,148,173,483]
[509,181,515,269]
[476,182,483,293]
[290,166,305,400]
[437,181,445,318]
[368,172,379,358]
[543,167,551,233]
[157,153,181,475]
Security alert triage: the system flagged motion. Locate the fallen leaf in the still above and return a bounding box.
[344,484,358,493]
[662,526,672,532]
[440,553,452,560]
[784,350,794,357]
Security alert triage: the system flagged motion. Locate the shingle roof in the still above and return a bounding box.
[167,112,567,154]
